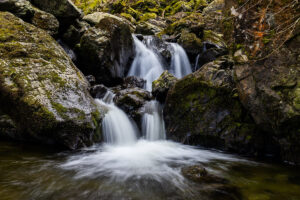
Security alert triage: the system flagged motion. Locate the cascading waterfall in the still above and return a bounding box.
[142,101,166,141]
[61,34,246,193]
[128,35,164,91]
[95,91,138,145]
[170,43,192,78]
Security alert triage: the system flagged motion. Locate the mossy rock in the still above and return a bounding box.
[0,12,102,149]
[164,57,259,154]
[78,16,134,86]
[152,70,178,102]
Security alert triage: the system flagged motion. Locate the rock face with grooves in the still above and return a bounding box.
[0,12,102,149]
[164,57,260,155]
[78,16,134,86]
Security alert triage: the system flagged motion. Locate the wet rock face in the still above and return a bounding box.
[78,16,134,86]
[234,47,300,163]
[31,0,81,26]
[164,57,260,155]
[0,12,102,149]
[123,76,146,89]
[152,71,178,103]
[114,87,152,128]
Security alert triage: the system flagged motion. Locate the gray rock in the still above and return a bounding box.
[0,12,102,149]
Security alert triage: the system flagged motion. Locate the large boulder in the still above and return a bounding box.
[164,57,262,155]
[234,47,300,163]
[31,0,81,26]
[0,12,102,149]
[78,16,134,86]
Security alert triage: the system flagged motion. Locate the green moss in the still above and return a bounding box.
[140,12,157,21]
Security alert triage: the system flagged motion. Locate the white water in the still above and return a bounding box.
[60,35,244,191]
[142,101,166,141]
[170,43,192,78]
[95,91,138,145]
[128,35,164,91]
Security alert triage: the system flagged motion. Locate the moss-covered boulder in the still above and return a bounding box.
[178,30,202,56]
[0,12,102,149]
[152,70,178,103]
[78,16,134,86]
[62,19,90,47]
[31,8,59,36]
[164,57,261,155]
[136,21,162,35]
[31,0,82,26]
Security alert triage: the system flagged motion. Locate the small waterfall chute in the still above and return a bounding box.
[142,101,166,141]
[95,91,138,146]
[170,43,192,78]
[128,35,164,91]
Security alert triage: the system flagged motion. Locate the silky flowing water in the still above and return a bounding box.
[0,140,300,200]
[1,35,299,200]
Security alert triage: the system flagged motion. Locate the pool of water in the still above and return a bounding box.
[0,140,299,200]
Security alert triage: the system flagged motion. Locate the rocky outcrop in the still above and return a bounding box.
[152,71,178,103]
[31,0,81,26]
[114,87,152,127]
[0,0,59,36]
[164,57,262,155]
[234,49,300,163]
[78,16,134,86]
[0,114,20,139]
[0,12,102,149]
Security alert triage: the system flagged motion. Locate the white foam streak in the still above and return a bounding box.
[128,35,164,91]
[170,43,192,78]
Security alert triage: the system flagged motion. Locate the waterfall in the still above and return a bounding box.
[128,35,164,91]
[95,91,138,145]
[142,101,166,141]
[170,43,192,78]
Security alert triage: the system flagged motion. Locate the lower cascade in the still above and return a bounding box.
[95,91,138,145]
[142,100,166,141]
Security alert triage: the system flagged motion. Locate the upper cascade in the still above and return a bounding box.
[128,35,164,91]
[170,43,192,78]
[128,35,193,91]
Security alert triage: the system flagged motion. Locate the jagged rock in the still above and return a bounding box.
[136,21,162,35]
[83,12,135,32]
[164,56,260,155]
[31,8,59,36]
[152,71,178,103]
[234,46,300,163]
[78,16,134,86]
[114,87,152,126]
[123,76,146,89]
[178,30,202,56]
[31,0,82,26]
[90,84,108,99]
[0,0,59,36]
[62,19,90,47]
[0,12,102,149]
